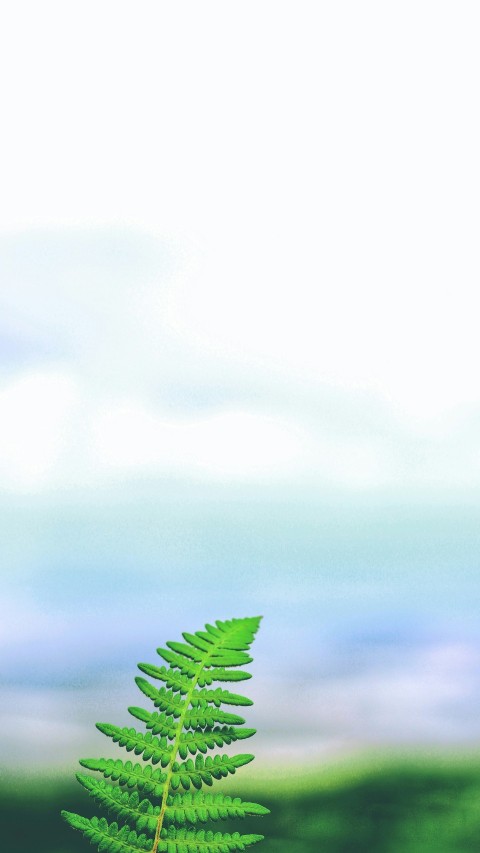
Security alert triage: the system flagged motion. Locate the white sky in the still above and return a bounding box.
[1,2,480,492]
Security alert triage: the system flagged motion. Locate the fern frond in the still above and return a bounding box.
[128,707,178,739]
[135,679,186,716]
[96,722,172,766]
[136,676,252,712]
[176,726,256,759]
[190,688,253,708]
[165,640,253,667]
[61,813,152,851]
[159,826,264,850]
[129,705,248,734]
[184,708,246,728]
[169,753,256,791]
[164,792,270,825]
[76,775,160,835]
[64,615,266,852]
[136,664,193,694]
[79,758,166,797]
[156,649,252,685]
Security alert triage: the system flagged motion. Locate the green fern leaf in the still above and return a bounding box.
[76,774,160,834]
[159,826,264,850]
[61,812,152,851]
[79,758,167,798]
[136,665,193,694]
[190,688,253,708]
[135,679,186,717]
[156,649,252,684]
[164,792,270,825]
[128,705,248,735]
[169,753,255,791]
[63,615,266,852]
[96,723,172,766]
[136,677,252,713]
[128,708,178,739]
[176,726,256,760]
[183,708,246,728]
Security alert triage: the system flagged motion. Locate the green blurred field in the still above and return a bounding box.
[3,755,480,852]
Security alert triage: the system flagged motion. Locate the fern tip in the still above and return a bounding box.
[63,616,267,846]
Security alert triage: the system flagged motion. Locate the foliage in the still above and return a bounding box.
[62,616,267,853]
[4,755,480,850]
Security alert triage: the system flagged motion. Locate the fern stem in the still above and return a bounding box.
[150,634,229,853]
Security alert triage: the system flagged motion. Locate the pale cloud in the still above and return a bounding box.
[0,371,79,491]
[0,369,307,489]
[1,3,479,425]
[165,247,480,424]
[92,403,305,482]
[2,364,480,493]
[1,2,480,492]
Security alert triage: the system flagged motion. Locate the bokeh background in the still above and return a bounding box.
[2,3,480,850]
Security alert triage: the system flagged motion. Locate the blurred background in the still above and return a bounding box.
[2,2,480,850]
